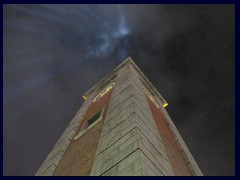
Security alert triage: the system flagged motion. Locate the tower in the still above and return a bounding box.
[35,57,203,176]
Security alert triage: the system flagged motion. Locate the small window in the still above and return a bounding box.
[83,110,102,129]
[74,109,104,140]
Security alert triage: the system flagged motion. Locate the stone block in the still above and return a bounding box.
[106,102,135,123]
[111,83,133,98]
[91,129,140,175]
[135,108,158,132]
[36,164,57,176]
[137,127,167,159]
[100,164,119,176]
[118,163,135,176]
[101,112,137,137]
[117,149,142,174]
[39,150,65,172]
[135,115,163,144]
[96,127,138,157]
[107,96,135,118]
[138,134,173,176]
[132,169,147,176]
[140,151,165,176]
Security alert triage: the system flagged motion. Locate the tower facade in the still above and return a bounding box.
[35,57,203,176]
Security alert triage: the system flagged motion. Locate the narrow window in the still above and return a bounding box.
[74,109,104,140]
[83,110,102,129]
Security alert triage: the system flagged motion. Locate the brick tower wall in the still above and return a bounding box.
[53,90,113,175]
[35,57,203,176]
[147,96,191,175]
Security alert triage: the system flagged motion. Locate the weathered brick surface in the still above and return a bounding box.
[53,122,104,176]
[53,90,113,176]
[147,96,192,176]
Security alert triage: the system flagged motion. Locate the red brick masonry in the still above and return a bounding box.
[147,97,191,176]
[53,90,113,176]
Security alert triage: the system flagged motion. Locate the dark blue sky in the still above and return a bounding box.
[3,4,235,176]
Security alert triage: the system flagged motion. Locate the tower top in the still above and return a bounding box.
[82,57,168,107]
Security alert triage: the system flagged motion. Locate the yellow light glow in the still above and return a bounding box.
[163,102,168,107]
[82,95,87,100]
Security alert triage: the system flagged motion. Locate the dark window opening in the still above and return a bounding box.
[83,110,102,129]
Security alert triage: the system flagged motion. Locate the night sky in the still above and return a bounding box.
[3,4,235,176]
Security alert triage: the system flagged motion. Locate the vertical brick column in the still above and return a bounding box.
[90,62,173,176]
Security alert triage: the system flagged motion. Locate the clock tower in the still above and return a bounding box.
[35,57,203,176]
